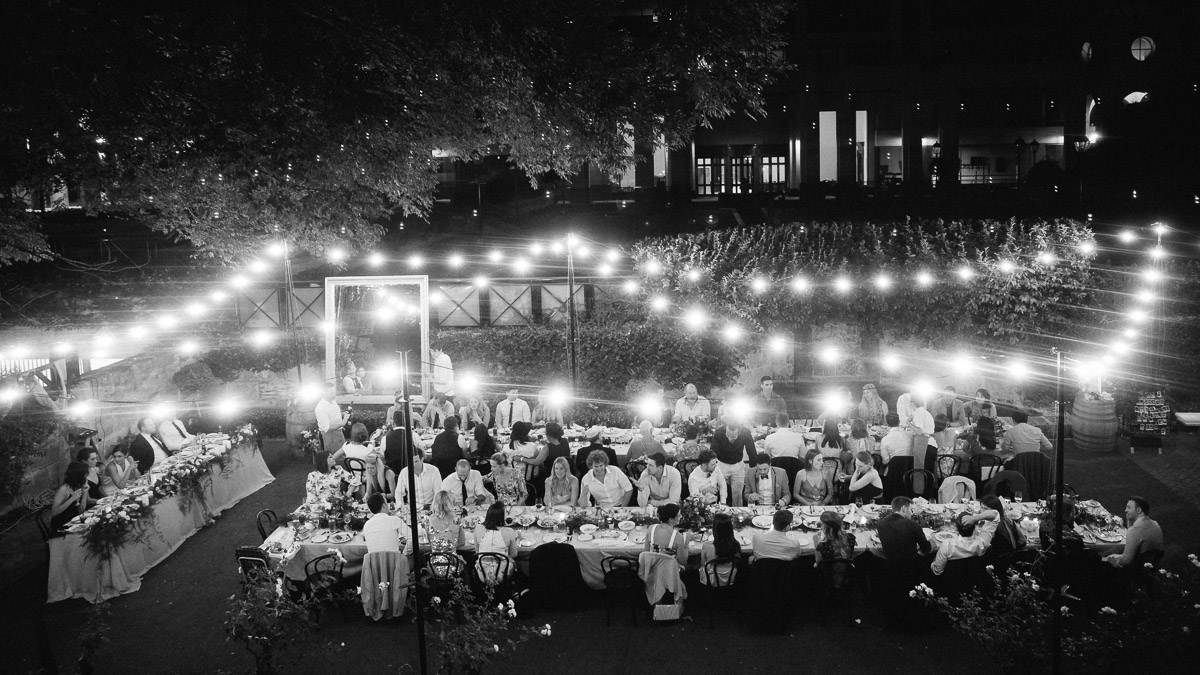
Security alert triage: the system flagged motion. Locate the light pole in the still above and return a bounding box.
[398,350,428,675]
[278,240,305,385]
[1051,346,1066,675]
[565,234,580,391]
[1074,136,1094,212]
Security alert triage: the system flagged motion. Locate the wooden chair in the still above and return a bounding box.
[936,455,962,480]
[625,459,647,481]
[472,552,516,591]
[702,556,740,630]
[343,458,369,497]
[422,551,465,600]
[902,469,939,500]
[255,509,278,542]
[677,460,700,500]
[968,453,1003,492]
[770,456,802,490]
[601,556,642,626]
[305,552,350,623]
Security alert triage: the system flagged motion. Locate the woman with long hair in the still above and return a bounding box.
[644,503,690,567]
[965,388,997,424]
[857,384,888,425]
[458,395,492,430]
[101,447,141,496]
[845,418,876,456]
[50,461,90,534]
[483,452,527,506]
[473,501,518,583]
[813,511,857,563]
[817,417,846,459]
[794,450,833,506]
[427,490,465,553]
[76,447,104,506]
[469,423,498,475]
[700,512,741,586]
[841,451,882,504]
[543,456,579,507]
[507,421,546,482]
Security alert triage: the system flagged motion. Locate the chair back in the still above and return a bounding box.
[871,453,884,471]
[968,453,1003,486]
[235,545,270,578]
[625,459,647,481]
[882,456,914,500]
[255,509,278,542]
[473,552,515,587]
[819,557,856,591]
[601,555,640,589]
[747,558,798,634]
[1006,452,1052,501]
[525,480,540,505]
[936,455,962,480]
[344,457,368,480]
[528,542,588,608]
[678,460,700,499]
[304,552,344,593]
[902,469,938,500]
[703,556,739,588]
[424,551,464,582]
[821,456,843,487]
[1062,483,1079,497]
[987,470,1029,500]
[938,476,976,504]
[770,456,802,488]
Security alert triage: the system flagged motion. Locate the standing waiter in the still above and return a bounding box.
[315,382,349,466]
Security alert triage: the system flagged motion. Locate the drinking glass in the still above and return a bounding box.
[342,513,352,529]
[1014,492,1024,504]
[855,497,863,508]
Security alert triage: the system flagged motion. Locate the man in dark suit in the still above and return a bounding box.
[128,417,170,474]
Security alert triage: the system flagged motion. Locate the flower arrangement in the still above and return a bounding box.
[425,579,549,675]
[677,494,713,532]
[231,423,258,451]
[299,426,322,457]
[81,497,153,559]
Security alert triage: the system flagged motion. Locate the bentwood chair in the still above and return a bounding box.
[472,552,516,598]
[34,507,53,543]
[255,509,278,542]
[601,556,642,627]
[770,456,802,490]
[902,469,939,501]
[702,556,740,630]
[678,460,701,500]
[936,455,962,480]
[625,459,647,482]
[422,551,465,600]
[968,453,1003,491]
[343,458,369,497]
[305,553,351,623]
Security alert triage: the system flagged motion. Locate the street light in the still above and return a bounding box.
[1075,135,1094,211]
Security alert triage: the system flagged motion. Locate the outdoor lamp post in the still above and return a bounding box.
[1074,136,1094,211]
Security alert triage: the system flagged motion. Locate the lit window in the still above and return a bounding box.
[1131,37,1155,61]
[1081,42,1093,63]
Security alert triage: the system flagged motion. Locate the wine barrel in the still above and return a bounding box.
[285,403,317,458]
[1069,394,1118,452]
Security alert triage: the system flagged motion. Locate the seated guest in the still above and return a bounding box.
[964,388,997,424]
[751,510,803,561]
[743,452,791,509]
[895,387,917,424]
[420,392,456,430]
[427,490,466,553]
[636,452,681,507]
[474,502,519,560]
[675,424,703,462]
[531,389,565,428]
[575,426,619,475]
[578,450,632,508]
[815,387,853,427]
[879,412,911,465]
[100,447,141,496]
[930,386,967,427]
[494,388,531,430]
[625,420,664,464]
[842,451,883,504]
[543,422,571,468]
[441,459,493,508]
[341,365,366,395]
[129,417,171,474]
[930,501,1001,575]
[687,450,727,505]
[816,417,846,459]
[999,410,1052,460]
[1104,496,1163,568]
[932,415,957,459]
[506,421,546,481]
[982,494,1027,556]
[644,503,690,567]
[76,447,103,506]
[813,511,857,565]
[858,383,888,425]
[543,456,580,507]
[467,422,498,474]
[379,410,424,492]
[875,496,932,560]
[794,450,833,506]
[430,416,468,478]
[363,493,410,555]
[329,422,374,472]
[49,461,90,534]
[845,418,877,458]
[764,413,805,458]
[484,452,527,507]
[457,395,492,431]
[673,383,711,424]
[157,410,195,452]
[701,513,742,586]
[395,449,442,509]
[954,416,997,459]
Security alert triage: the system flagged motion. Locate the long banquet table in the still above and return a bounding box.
[264,499,1124,590]
[47,439,275,603]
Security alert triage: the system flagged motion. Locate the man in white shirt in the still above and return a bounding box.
[494,389,531,430]
[879,412,913,465]
[763,413,805,458]
[687,451,727,505]
[673,383,711,423]
[907,396,935,435]
[429,345,455,402]
[578,450,633,508]
[896,389,917,426]
[421,392,456,430]
[362,493,408,554]
[442,459,494,508]
[931,508,1000,575]
[315,382,349,454]
[157,411,195,452]
[635,452,681,507]
[751,510,803,561]
[999,410,1052,459]
[395,450,443,509]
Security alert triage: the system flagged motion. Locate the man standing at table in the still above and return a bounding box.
[687,450,727,505]
[751,510,803,561]
[764,413,805,458]
[442,459,493,508]
[754,376,787,427]
[673,383,711,424]
[1104,496,1164,568]
[579,450,632,508]
[429,345,455,403]
[635,452,680,507]
[157,408,195,453]
[129,417,171,474]
[625,420,664,464]
[710,419,756,506]
[896,387,917,426]
[930,386,967,427]
[494,388,531,430]
[315,382,349,455]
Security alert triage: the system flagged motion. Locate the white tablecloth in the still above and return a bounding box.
[47,441,275,603]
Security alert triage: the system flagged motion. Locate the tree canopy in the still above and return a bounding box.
[0,0,791,262]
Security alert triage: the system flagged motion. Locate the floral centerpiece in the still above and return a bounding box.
[677,495,713,532]
[299,426,321,456]
[231,423,258,450]
[81,497,153,559]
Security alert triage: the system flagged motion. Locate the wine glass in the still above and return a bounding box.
[855,497,864,508]
[1014,491,1024,505]
[342,513,352,530]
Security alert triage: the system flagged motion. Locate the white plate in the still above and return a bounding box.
[543,533,568,543]
[617,520,635,531]
[633,535,646,544]
[551,505,573,513]
[861,504,880,514]
[509,506,525,516]
[310,532,330,544]
[576,534,595,542]
[519,539,536,548]
[933,531,956,543]
[579,524,598,534]
[329,532,353,544]
[751,515,774,529]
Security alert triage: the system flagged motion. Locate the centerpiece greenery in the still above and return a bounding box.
[677,495,714,532]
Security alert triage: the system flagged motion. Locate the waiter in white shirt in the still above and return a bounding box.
[315,382,349,454]
[429,345,455,403]
[157,409,195,452]
[494,388,531,430]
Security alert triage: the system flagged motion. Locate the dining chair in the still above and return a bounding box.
[936,455,962,480]
[702,556,740,630]
[255,509,278,542]
[601,556,642,626]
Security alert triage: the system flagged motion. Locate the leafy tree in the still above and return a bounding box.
[0,0,791,261]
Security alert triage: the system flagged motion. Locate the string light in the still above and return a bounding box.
[683,307,708,330]
[448,254,464,268]
[791,276,809,292]
[649,295,669,312]
[185,302,207,318]
[214,397,241,418]
[768,336,789,354]
[52,343,73,356]
[1152,222,1167,236]
[209,290,228,303]
[1129,309,1148,323]
[1136,289,1156,304]
[818,346,841,364]
[68,400,93,417]
[1037,251,1056,265]
[956,265,974,281]
[328,248,347,263]
[997,259,1016,274]
[230,275,250,289]
[686,269,701,282]
[1123,328,1139,339]
[550,241,565,255]
[488,250,503,263]
[128,325,150,340]
[458,373,481,393]
[408,254,424,269]
[834,277,852,294]
[1119,231,1136,244]
[1078,241,1096,255]
[156,315,179,330]
[247,259,269,274]
[474,275,489,288]
[605,249,620,263]
[916,271,934,287]
[514,257,532,275]
[880,353,901,372]
[622,280,640,294]
[597,263,613,276]
[1149,246,1165,260]
[722,324,744,342]
[1111,341,1131,355]
[644,259,663,275]
[576,244,591,259]
[1142,268,1163,283]
[873,274,892,291]
[751,277,768,294]
[1007,359,1029,380]
[267,241,287,258]
[179,340,200,356]
[530,243,544,255]
[316,320,336,333]
[952,353,974,374]
[249,330,274,347]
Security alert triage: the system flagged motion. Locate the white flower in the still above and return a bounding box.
[507,609,517,618]
[539,624,553,636]
[1060,606,1070,615]
[497,603,505,611]
[1185,627,1192,635]
[854,619,861,625]
[1100,606,1117,615]
[1145,562,1156,569]
[1031,583,1040,592]
[493,645,500,653]
[985,565,994,572]
[356,587,363,595]
[432,596,442,605]
[909,590,918,598]
[378,581,390,591]
[275,579,284,598]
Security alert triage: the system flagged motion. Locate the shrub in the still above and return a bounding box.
[0,412,61,506]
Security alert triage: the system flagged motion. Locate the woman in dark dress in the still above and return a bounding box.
[77,447,104,505]
[50,461,91,534]
[469,423,498,475]
[842,451,883,504]
[543,422,572,472]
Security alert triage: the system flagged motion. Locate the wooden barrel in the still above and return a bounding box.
[285,403,317,458]
[1069,395,1118,452]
